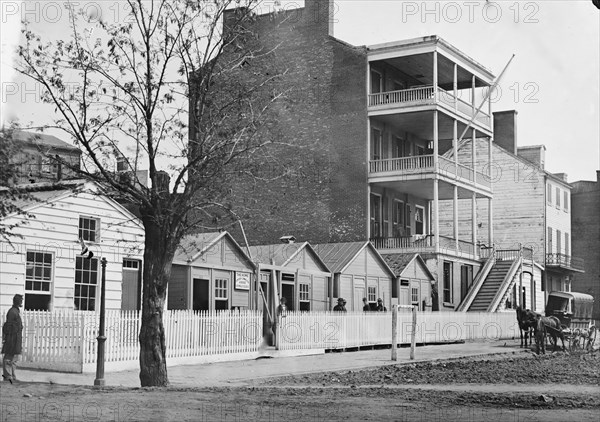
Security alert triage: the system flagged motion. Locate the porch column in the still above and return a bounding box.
[433,51,438,100]
[367,184,371,239]
[453,63,458,111]
[434,179,440,253]
[453,186,459,251]
[488,137,492,178]
[472,129,476,184]
[453,119,458,172]
[433,111,439,166]
[471,192,477,245]
[471,75,476,111]
[488,197,493,245]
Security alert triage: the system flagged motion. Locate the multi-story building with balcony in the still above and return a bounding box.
[200,0,538,311]
[366,36,496,310]
[438,110,584,313]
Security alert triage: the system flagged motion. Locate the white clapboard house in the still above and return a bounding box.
[0,181,144,311]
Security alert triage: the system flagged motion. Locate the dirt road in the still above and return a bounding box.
[0,350,598,421]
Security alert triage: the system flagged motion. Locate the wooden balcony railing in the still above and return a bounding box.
[546,253,585,272]
[370,155,491,190]
[368,86,435,107]
[370,235,476,257]
[368,85,491,128]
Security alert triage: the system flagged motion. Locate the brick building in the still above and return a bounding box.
[571,171,600,320]
[192,0,504,311]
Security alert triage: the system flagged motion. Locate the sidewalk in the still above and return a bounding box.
[16,339,526,388]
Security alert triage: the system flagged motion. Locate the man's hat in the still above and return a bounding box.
[337,298,344,303]
[377,298,382,302]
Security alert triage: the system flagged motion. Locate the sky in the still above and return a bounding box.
[1,0,599,182]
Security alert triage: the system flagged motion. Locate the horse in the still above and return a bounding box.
[539,315,567,352]
[533,315,546,355]
[516,306,538,348]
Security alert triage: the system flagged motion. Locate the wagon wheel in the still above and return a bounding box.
[570,328,583,351]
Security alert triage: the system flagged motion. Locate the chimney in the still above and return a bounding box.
[517,145,546,170]
[553,173,569,182]
[493,110,518,154]
[280,235,296,244]
[304,0,335,37]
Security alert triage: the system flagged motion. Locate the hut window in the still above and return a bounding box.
[74,256,98,311]
[299,283,310,311]
[367,286,376,303]
[25,251,53,311]
[215,278,229,310]
[411,287,419,305]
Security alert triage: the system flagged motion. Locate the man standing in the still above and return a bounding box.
[333,298,347,312]
[376,298,387,312]
[362,297,371,312]
[2,294,23,383]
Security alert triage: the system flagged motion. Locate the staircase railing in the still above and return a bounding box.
[457,246,496,312]
[486,247,524,312]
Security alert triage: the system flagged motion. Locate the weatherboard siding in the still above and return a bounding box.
[0,191,144,310]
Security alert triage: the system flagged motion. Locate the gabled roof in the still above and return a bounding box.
[1,180,142,230]
[382,253,435,280]
[313,241,395,278]
[173,231,255,269]
[13,130,80,152]
[248,242,330,272]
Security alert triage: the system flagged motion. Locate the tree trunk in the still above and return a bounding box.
[138,214,175,387]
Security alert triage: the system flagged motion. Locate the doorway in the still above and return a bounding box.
[193,278,209,311]
[281,283,295,311]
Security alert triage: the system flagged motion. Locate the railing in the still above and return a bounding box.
[369,155,434,173]
[546,253,585,272]
[370,235,433,250]
[495,249,521,261]
[370,155,491,191]
[368,86,435,107]
[0,309,263,373]
[276,311,518,350]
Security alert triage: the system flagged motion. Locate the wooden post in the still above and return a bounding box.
[391,305,398,361]
[410,305,417,360]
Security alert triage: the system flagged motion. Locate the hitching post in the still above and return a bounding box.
[94,257,107,386]
[391,305,398,361]
[410,305,417,360]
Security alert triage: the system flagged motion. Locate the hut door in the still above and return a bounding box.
[354,287,365,311]
[193,279,209,311]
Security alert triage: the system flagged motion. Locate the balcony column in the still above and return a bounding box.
[471,192,477,245]
[434,179,440,253]
[433,51,438,101]
[488,197,493,246]
[453,186,459,251]
[488,136,492,178]
[453,119,458,173]
[472,129,476,183]
[471,75,476,111]
[453,63,458,111]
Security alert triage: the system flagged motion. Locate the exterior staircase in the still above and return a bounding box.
[468,259,515,311]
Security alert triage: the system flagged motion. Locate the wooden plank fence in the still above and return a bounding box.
[276,310,519,351]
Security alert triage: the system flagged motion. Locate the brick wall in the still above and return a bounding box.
[196,3,369,245]
[571,175,600,319]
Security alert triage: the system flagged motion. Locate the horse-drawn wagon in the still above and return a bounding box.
[544,291,596,352]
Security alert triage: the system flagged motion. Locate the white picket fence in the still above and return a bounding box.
[276,310,519,350]
[1,309,263,373]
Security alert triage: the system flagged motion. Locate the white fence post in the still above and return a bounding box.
[391,305,398,361]
[410,305,417,360]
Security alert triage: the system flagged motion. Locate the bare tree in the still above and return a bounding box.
[15,0,285,386]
